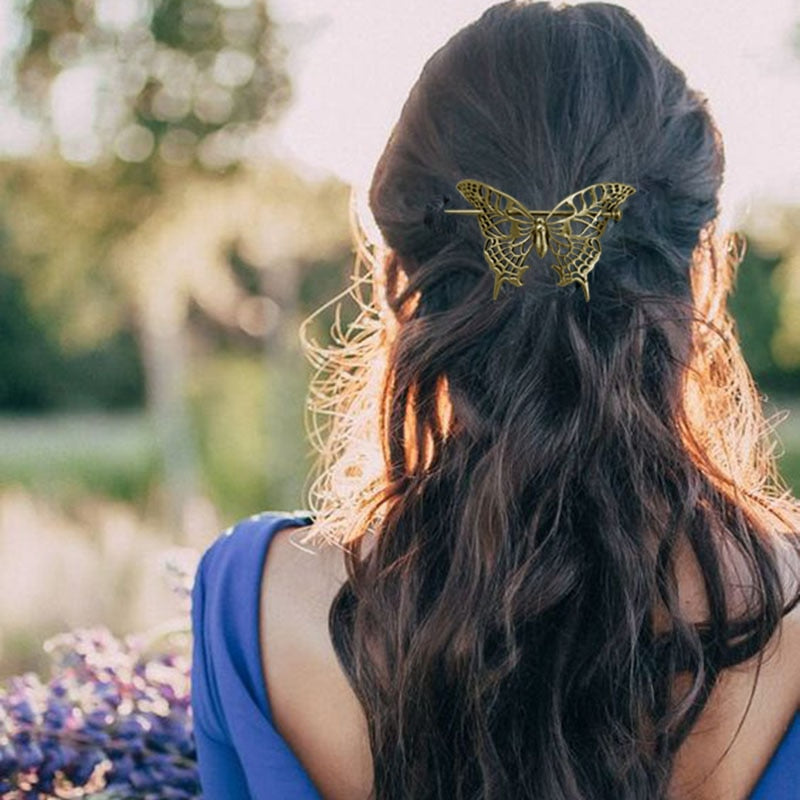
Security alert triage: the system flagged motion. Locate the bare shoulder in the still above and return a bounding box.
[772,532,800,699]
[669,530,800,800]
[715,529,800,702]
[262,525,344,620]
[259,523,373,800]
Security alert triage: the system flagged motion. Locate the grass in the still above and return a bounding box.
[0,411,162,506]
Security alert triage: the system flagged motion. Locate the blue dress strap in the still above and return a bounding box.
[191,511,323,800]
[748,711,800,799]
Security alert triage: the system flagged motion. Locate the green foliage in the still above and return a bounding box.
[729,247,784,384]
[731,246,800,395]
[0,265,146,411]
[0,0,296,415]
[778,449,800,494]
[0,413,161,505]
[11,0,291,171]
[186,352,312,519]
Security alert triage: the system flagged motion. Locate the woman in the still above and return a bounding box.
[190,2,800,798]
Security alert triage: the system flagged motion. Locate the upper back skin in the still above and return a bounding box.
[259,523,800,800]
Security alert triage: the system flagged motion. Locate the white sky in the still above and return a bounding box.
[266,0,800,232]
[1,0,798,231]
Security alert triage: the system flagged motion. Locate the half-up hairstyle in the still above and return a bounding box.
[296,2,800,798]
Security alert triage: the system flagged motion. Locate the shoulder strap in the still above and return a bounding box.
[190,511,314,739]
[749,711,800,799]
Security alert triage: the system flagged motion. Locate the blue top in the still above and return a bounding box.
[191,511,323,800]
[190,510,800,799]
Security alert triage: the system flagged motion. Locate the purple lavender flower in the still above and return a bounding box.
[0,548,203,798]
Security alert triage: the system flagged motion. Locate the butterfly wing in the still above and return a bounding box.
[455,180,536,300]
[545,183,636,301]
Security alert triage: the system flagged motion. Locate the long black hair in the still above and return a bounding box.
[296,2,800,797]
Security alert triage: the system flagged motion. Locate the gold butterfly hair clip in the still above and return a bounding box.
[442,179,636,301]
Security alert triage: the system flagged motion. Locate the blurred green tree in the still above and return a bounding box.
[730,232,800,396]
[0,0,294,528]
[11,0,290,171]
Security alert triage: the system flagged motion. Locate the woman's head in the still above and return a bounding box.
[300,3,800,799]
[370,0,722,304]
[360,1,740,508]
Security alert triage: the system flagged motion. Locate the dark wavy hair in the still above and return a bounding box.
[295,2,800,798]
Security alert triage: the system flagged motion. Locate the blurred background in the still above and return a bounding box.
[0,0,798,678]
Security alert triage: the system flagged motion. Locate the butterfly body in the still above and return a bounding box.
[450,179,636,301]
[532,217,549,258]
